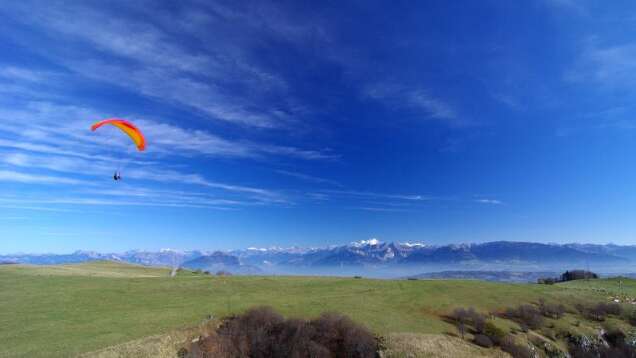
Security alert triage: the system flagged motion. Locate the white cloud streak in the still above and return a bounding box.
[567,40,636,88]
[275,170,342,187]
[474,199,504,205]
[0,99,331,161]
[1,2,303,129]
[0,196,237,211]
[0,151,286,203]
[321,189,434,201]
[363,83,461,122]
[0,170,88,185]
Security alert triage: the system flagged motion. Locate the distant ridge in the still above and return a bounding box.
[407,270,560,283]
[2,240,635,277]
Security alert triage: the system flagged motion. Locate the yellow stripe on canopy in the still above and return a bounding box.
[112,122,144,149]
[91,118,146,151]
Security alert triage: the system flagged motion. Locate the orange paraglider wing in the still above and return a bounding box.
[91,118,146,151]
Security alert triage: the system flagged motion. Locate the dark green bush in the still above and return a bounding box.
[483,321,506,345]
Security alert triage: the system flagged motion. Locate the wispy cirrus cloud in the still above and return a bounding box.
[0,2,305,129]
[321,189,435,201]
[0,196,238,211]
[491,93,523,110]
[0,99,332,161]
[0,170,89,185]
[353,207,412,213]
[0,100,294,207]
[363,83,463,123]
[275,170,342,187]
[0,205,77,213]
[136,119,335,160]
[0,67,55,82]
[566,40,636,88]
[0,151,286,203]
[474,199,504,205]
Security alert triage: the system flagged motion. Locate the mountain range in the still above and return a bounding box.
[2,240,635,277]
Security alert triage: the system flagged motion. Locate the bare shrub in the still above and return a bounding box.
[451,307,486,330]
[473,334,493,348]
[538,299,566,319]
[189,306,379,358]
[629,309,636,326]
[583,302,622,322]
[504,304,544,330]
[473,315,486,334]
[602,302,622,316]
[500,335,533,358]
[312,312,378,357]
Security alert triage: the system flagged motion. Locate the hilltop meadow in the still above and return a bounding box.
[1,261,635,357]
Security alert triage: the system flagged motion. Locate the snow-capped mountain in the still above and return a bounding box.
[1,240,634,275]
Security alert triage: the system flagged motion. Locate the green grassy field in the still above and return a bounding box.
[0,261,633,357]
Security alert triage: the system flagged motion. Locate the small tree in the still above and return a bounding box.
[587,304,607,321]
[457,321,466,339]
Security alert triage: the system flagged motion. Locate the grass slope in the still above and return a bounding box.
[0,261,630,357]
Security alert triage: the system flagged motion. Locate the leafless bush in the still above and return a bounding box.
[450,307,505,345]
[628,309,636,326]
[185,307,379,358]
[504,304,544,330]
[602,302,622,316]
[538,299,566,319]
[473,334,493,348]
[582,302,622,322]
[500,335,533,358]
[451,307,485,329]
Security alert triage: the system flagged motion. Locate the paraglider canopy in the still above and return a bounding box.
[91,118,146,151]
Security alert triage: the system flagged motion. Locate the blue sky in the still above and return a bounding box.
[1,0,636,253]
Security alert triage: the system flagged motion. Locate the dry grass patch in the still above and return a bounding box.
[1,261,170,278]
[383,333,510,358]
[80,320,219,358]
